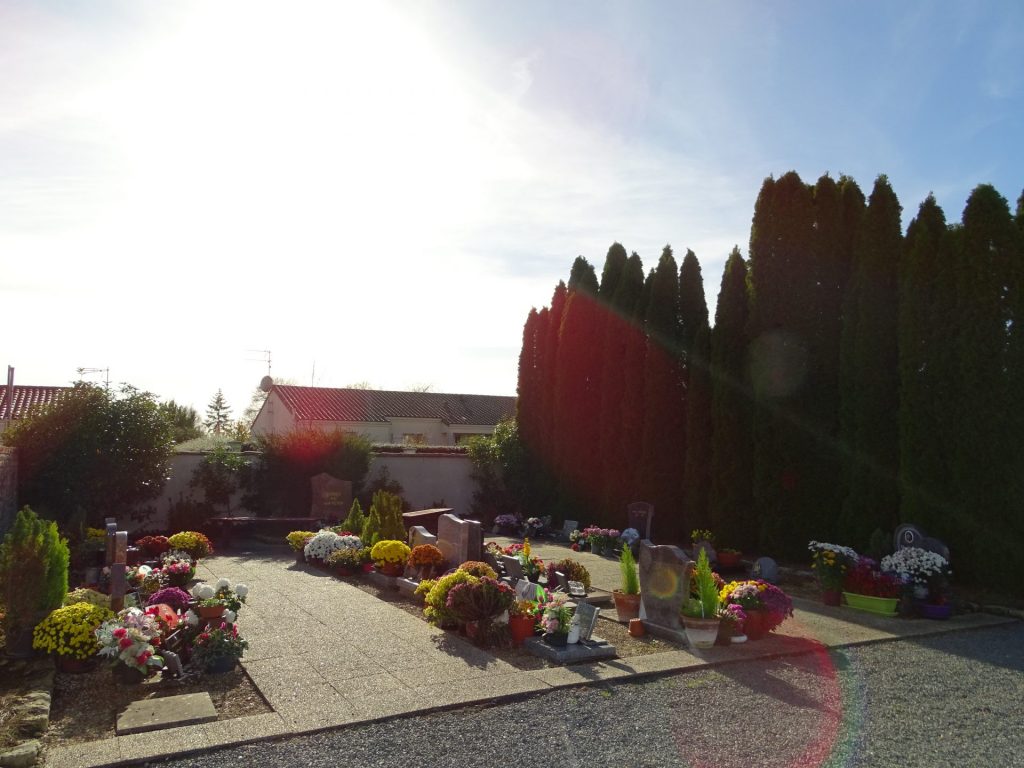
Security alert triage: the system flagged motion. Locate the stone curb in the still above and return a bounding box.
[0,656,54,768]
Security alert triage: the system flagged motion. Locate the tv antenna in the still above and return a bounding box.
[76,367,110,388]
[246,349,272,375]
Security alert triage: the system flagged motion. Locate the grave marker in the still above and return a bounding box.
[110,563,127,612]
[408,526,438,549]
[436,514,482,565]
[310,473,352,523]
[894,524,950,562]
[637,540,690,643]
[575,602,600,642]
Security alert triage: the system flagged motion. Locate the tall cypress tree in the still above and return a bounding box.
[682,320,713,530]
[837,175,903,547]
[898,196,955,532]
[708,248,755,549]
[678,249,709,365]
[540,282,568,473]
[640,246,686,540]
[516,308,541,449]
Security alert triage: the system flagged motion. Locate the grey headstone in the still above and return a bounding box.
[310,473,353,522]
[752,556,778,583]
[561,520,578,539]
[162,650,183,678]
[637,539,691,643]
[482,550,505,575]
[501,555,525,581]
[555,571,571,592]
[515,578,543,602]
[523,636,617,664]
[409,526,438,549]
[436,513,482,565]
[116,692,218,735]
[105,522,117,565]
[575,602,600,642]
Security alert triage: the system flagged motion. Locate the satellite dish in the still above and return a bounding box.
[259,375,274,392]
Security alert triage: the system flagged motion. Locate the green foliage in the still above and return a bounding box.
[423,570,478,627]
[243,427,371,516]
[4,383,173,527]
[204,389,232,435]
[340,499,366,535]
[467,419,532,522]
[682,321,713,530]
[370,490,406,542]
[0,507,69,631]
[359,503,382,548]
[684,549,719,618]
[190,446,248,512]
[159,400,204,443]
[619,546,639,595]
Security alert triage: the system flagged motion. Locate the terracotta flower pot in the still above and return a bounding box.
[717,551,742,568]
[613,591,641,623]
[199,604,226,619]
[628,618,646,637]
[378,562,405,577]
[742,608,771,640]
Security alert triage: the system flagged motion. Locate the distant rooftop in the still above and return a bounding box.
[272,386,516,426]
[0,385,72,421]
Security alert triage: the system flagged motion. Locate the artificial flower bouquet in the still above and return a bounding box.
[493,514,520,531]
[515,539,545,580]
[843,557,901,598]
[166,531,213,561]
[524,516,546,535]
[33,602,114,659]
[808,541,858,591]
[540,592,573,636]
[95,607,165,675]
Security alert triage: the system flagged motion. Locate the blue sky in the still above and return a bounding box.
[1,1,1021,419]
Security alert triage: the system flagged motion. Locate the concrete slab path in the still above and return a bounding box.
[43,544,1016,768]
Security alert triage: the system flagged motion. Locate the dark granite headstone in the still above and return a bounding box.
[627,502,654,541]
[894,524,950,562]
[575,602,600,641]
[637,539,691,643]
[310,473,352,522]
[502,555,525,581]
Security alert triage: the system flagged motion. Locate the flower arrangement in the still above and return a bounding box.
[545,558,592,591]
[719,579,794,632]
[95,607,165,674]
[160,550,195,586]
[880,547,951,587]
[408,544,446,571]
[370,540,411,567]
[33,602,113,659]
[691,529,715,545]
[719,603,747,634]
[843,557,902,598]
[139,570,166,597]
[286,531,317,553]
[581,527,620,551]
[493,514,520,530]
[146,587,192,612]
[421,570,478,627]
[64,587,110,609]
[458,561,499,579]
[191,621,248,671]
[135,535,170,558]
[303,530,347,563]
[541,593,573,636]
[509,599,538,619]
[515,539,545,580]
[809,541,858,591]
[524,517,545,534]
[327,546,373,573]
[192,579,248,618]
[166,531,213,561]
[161,550,194,569]
[446,577,515,623]
[127,564,154,589]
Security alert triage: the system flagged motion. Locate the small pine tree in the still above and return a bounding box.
[374,490,407,541]
[360,502,383,547]
[342,499,366,536]
[204,389,232,435]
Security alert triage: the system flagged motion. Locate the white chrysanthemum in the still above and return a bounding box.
[337,535,363,550]
[193,583,216,600]
[223,609,237,624]
[303,531,347,561]
[234,583,249,599]
[215,577,231,590]
[881,547,949,584]
[184,610,199,626]
[808,541,859,560]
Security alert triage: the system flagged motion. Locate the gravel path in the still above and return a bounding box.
[157,622,1023,768]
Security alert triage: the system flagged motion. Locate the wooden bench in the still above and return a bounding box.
[209,516,326,548]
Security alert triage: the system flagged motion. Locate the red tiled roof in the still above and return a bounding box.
[0,385,72,420]
[273,386,516,426]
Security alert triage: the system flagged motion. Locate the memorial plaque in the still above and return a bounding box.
[310,473,353,522]
[575,602,600,642]
[637,540,690,643]
[515,578,543,602]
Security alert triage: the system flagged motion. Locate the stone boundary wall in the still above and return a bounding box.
[0,446,17,535]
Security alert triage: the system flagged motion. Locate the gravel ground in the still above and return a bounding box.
[155,622,1024,768]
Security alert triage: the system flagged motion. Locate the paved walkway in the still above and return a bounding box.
[43,542,1016,768]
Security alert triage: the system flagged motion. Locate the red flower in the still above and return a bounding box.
[198,633,210,642]
[118,637,134,650]
[571,543,580,552]
[137,651,151,664]
[112,628,127,638]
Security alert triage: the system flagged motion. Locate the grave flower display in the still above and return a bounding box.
[445,576,514,646]
[95,607,165,681]
[493,514,520,534]
[160,550,195,586]
[166,531,214,561]
[370,540,411,576]
[33,602,114,667]
[581,527,620,555]
[191,621,248,673]
[303,530,349,564]
[134,535,170,559]
[421,570,478,627]
[545,558,592,591]
[508,599,539,646]
[408,544,446,579]
[881,547,951,596]
[63,588,111,610]
[540,593,573,646]
[809,541,858,605]
[286,531,317,561]
[841,557,901,616]
[515,538,545,582]
[718,579,793,639]
[146,586,192,612]
[192,579,248,618]
[327,546,373,576]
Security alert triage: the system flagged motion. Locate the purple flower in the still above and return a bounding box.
[146,587,191,611]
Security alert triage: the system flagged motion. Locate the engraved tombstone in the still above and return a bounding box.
[894,524,950,562]
[436,513,482,566]
[627,502,654,541]
[501,555,525,581]
[408,526,438,549]
[575,601,600,642]
[310,473,353,523]
[637,540,691,643]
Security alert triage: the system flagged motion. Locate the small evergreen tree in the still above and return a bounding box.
[341,499,366,536]
[204,389,232,435]
[159,400,204,443]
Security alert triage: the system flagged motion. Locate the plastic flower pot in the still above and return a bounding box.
[199,604,226,620]
[509,615,536,646]
[741,608,771,640]
[205,656,238,674]
[919,602,952,620]
[542,632,568,647]
[682,616,720,649]
[628,618,646,637]
[843,592,898,616]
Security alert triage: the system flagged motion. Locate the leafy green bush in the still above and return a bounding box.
[243,428,371,516]
[0,507,69,634]
[190,446,248,513]
[3,383,172,527]
[361,490,405,546]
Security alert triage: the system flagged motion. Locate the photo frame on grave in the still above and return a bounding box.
[575,602,600,642]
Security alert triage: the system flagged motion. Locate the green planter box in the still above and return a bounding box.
[843,592,898,616]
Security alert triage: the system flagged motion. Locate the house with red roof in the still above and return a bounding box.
[0,383,73,436]
[250,384,516,445]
